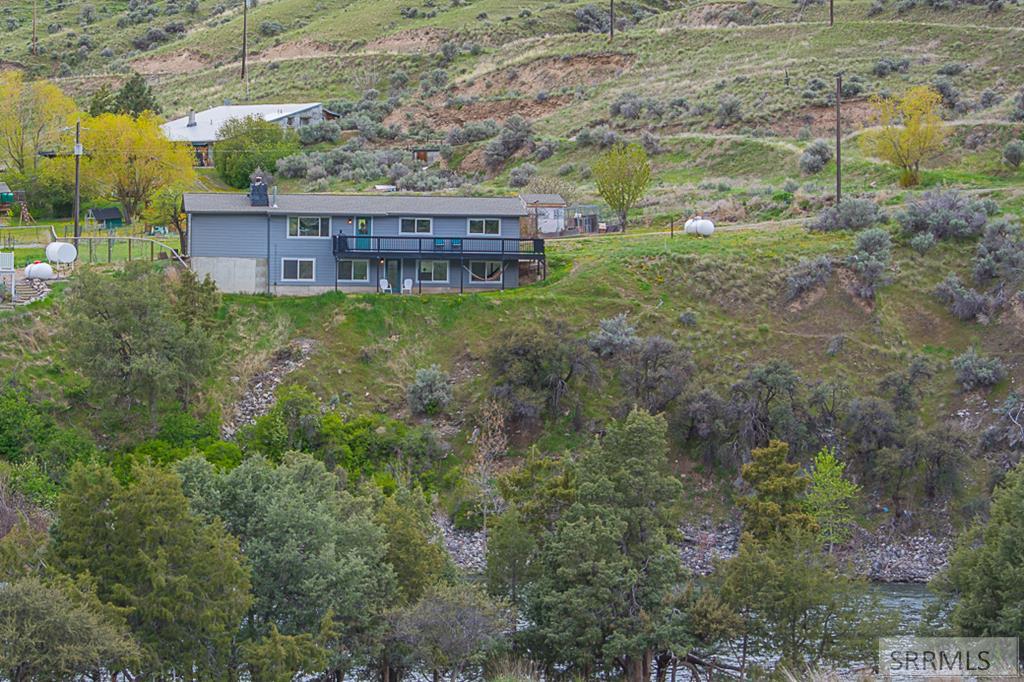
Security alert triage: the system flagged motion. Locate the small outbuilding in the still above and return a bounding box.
[87,207,124,230]
[520,193,568,235]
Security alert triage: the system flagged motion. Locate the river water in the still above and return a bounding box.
[872,582,936,632]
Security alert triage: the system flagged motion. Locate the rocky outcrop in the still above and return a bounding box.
[221,339,316,439]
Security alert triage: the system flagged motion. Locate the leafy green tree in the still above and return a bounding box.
[738,440,816,542]
[116,72,160,116]
[592,143,651,231]
[88,83,119,117]
[64,264,220,430]
[932,461,1024,640]
[719,530,895,673]
[50,463,251,678]
[804,446,860,551]
[496,445,575,534]
[526,410,694,682]
[215,115,298,188]
[178,453,395,678]
[391,582,509,682]
[0,576,139,681]
[484,508,537,608]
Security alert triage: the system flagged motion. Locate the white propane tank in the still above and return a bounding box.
[25,261,55,280]
[684,217,699,234]
[695,218,716,236]
[46,241,78,264]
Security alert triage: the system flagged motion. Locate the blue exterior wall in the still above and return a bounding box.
[189,211,525,292]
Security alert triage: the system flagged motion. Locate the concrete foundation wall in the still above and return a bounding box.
[193,256,267,294]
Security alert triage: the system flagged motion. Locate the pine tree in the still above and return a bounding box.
[933,461,1024,640]
[116,72,160,116]
[88,83,118,116]
[526,410,694,682]
[738,440,817,541]
[50,464,251,678]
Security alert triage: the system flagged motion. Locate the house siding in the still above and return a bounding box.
[189,208,528,294]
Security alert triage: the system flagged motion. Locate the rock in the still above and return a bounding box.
[433,512,487,574]
[220,338,316,439]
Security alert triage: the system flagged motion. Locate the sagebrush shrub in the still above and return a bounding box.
[910,232,936,255]
[809,198,883,232]
[896,190,994,240]
[799,139,833,175]
[715,94,742,127]
[484,116,534,170]
[972,218,1024,284]
[952,348,1006,391]
[933,273,993,321]
[1004,140,1024,169]
[588,314,639,358]
[509,164,537,188]
[846,228,892,299]
[784,256,833,302]
[407,365,452,415]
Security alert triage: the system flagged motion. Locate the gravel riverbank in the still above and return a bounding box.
[435,517,952,584]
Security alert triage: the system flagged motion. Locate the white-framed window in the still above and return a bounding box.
[400,217,433,235]
[468,218,500,235]
[338,259,369,282]
[469,260,503,283]
[281,258,316,282]
[288,216,331,238]
[418,260,449,283]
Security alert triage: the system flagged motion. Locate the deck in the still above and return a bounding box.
[332,235,545,260]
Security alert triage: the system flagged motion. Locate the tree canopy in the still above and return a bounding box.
[860,86,947,187]
[214,115,299,189]
[592,143,651,231]
[50,463,251,677]
[0,72,77,174]
[66,111,194,224]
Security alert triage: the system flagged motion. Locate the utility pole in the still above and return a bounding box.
[73,119,83,245]
[609,0,614,41]
[829,0,834,26]
[241,0,249,96]
[835,74,842,205]
[31,0,38,56]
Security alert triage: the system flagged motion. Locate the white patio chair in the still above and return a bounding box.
[379,278,392,294]
[401,278,413,294]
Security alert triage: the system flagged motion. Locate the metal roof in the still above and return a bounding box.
[0,182,11,194]
[161,103,322,144]
[183,192,528,217]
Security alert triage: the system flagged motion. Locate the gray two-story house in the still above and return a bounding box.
[183,183,546,295]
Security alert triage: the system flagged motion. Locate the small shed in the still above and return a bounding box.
[521,193,568,235]
[87,207,124,230]
[411,146,442,167]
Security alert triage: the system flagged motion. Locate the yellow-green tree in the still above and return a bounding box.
[592,143,651,232]
[860,86,947,187]
[0,72,77,174]
[67,112,194,224]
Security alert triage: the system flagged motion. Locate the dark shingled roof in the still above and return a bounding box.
[520,193,566,206]
[182,193,528,217]
[89,207,123,221]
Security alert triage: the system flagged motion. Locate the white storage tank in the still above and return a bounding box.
[25,261,55,280]
[46,241,78,264]
[684,216,715,236]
